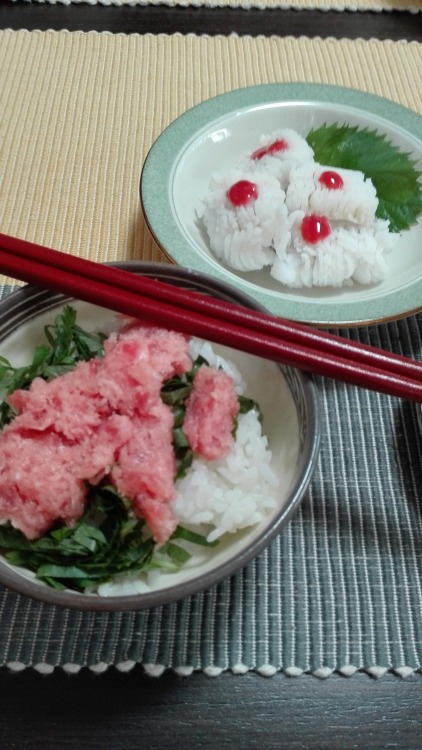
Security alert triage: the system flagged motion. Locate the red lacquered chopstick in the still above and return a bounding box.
[1,232,421,382]
[0,236,421,403]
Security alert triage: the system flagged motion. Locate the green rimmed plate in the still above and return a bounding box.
[140,83,422,328]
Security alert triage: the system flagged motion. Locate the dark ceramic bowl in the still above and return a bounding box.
[0,262,320,611]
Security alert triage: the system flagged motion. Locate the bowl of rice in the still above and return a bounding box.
[141,83,422,326]
[0,262,320,611]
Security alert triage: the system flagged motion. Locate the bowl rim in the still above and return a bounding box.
[0,261,321,611]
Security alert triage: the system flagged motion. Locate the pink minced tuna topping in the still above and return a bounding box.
[0,324,239,543]
[182,365,239,461]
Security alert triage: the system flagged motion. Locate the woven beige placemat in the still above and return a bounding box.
[0,31,421,285]
[13,0,422,13]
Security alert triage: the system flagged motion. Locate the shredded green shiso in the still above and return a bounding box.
[0,307,260,593]
[0,484,218,592]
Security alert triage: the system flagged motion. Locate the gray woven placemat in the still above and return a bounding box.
[0,284,421,677]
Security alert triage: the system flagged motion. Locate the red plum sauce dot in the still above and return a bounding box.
[301,214,331,244]
[226,180,258,207]
[318,170,344,190]
[251,139,288,161]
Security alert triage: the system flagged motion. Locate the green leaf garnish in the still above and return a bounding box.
[306,124,422,233]
[237,395,262,420]
[0,485,217,592]
[171,525,219,548]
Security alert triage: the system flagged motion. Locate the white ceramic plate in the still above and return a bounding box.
[140,83,422,327]
[0,264,320,611]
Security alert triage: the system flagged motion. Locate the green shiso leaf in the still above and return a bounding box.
[0,485,216,592]
[171,525,219,548]
[237,395,262,421]
[306,123,422,233]
[158,541,192,566]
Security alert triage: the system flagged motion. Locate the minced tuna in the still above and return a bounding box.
[0,323,239,544]
[182,365,239,461]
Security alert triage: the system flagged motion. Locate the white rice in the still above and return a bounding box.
[172,409,278,543]
[174,338,279,542]
[197,168,288,271]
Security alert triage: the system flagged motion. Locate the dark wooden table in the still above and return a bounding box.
[1,665,422,749]
[0,668,422,750]
[0,0,421,40]
[0,4,422,748]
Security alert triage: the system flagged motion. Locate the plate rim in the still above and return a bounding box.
[140,82,422,328]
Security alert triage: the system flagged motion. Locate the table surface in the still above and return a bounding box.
[0,5,422,750]
[0,1,421,40]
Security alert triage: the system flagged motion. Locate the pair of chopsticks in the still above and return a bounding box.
[0,232,421,403]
